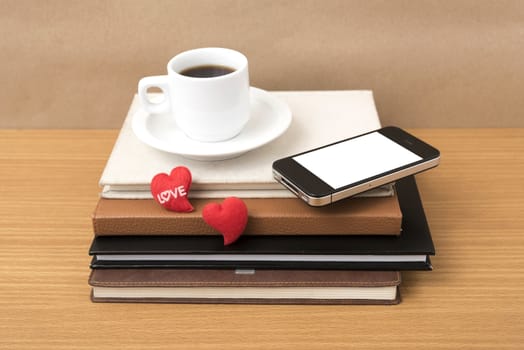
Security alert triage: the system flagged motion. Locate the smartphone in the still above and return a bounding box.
[272,126,440,206]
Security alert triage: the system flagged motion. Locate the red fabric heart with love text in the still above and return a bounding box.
[202,197,248,245]
[151,166,194,212]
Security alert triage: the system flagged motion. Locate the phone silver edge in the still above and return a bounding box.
[273,156,440,207]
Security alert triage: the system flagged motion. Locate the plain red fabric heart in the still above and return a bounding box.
[151,166,194,212]
[202,197,248,245]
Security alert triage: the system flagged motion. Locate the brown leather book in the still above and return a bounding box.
[89,268,401,305]
[92,194,402,236]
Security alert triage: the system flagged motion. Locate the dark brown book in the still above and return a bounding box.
[92,194,402,236]
[89,268,401,305]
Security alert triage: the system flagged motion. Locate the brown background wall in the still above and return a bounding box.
[1,0,523,128]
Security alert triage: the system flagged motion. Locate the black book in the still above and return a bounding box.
[89,176,435,270]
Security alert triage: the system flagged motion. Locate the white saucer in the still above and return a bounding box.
[132,87,292,161]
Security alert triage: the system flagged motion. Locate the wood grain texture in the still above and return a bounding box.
[0,129,523,349]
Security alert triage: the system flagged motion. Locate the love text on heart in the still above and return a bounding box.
[156,186,187,204]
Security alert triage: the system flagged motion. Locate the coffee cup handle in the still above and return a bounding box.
[137,76,171,114]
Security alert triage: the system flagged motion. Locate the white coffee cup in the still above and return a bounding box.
[138,48,250,142]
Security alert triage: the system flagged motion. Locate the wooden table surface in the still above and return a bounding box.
[1,129,523,349]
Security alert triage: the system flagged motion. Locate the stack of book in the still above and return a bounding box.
[88,90,435,305]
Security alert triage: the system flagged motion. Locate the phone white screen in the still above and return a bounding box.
[293,132,422,189]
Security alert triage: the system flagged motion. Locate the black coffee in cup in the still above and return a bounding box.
[179,65,235,78]
[138,47,249,142]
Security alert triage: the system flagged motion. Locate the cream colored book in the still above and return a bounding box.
[99,90,391,199]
